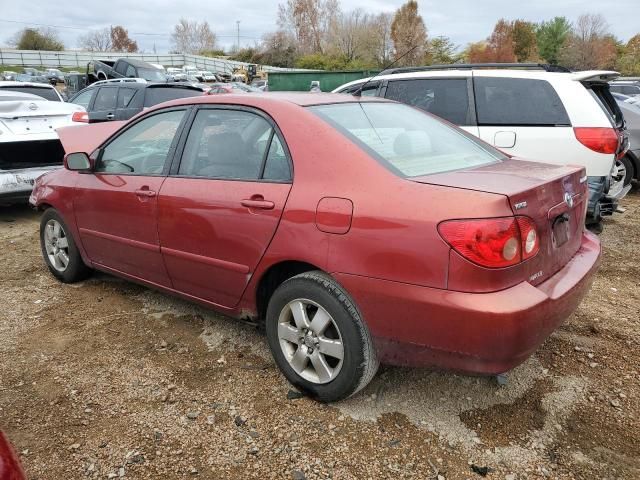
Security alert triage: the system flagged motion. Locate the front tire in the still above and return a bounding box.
[265,271,379,402]
[40,209,91,283]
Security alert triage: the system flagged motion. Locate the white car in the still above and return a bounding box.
[0,88,86,203]
[334,66,628,226]
[201,71,217,82]
[166,68,186,82]
[0,81,65,102]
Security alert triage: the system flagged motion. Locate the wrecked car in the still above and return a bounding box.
[0,90,86,204]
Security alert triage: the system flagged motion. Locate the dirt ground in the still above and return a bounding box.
[1,189,639,480]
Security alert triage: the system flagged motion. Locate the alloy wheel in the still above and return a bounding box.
[277,299,344,384]
[43,219,70,272]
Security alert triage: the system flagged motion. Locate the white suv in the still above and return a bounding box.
[334,65,629,225]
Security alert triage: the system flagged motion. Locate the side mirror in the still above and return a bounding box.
[64,152,93,171]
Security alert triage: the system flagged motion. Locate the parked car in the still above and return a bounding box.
[609,80,640,97]
[334,64,628,229]
[0,431,26,480]
[0,81,64,101]
[201,71,217,82]
[44,68,65,84]
[166,67,186,82]
[183,74,211,92]
[0,90,86,203]
[68,80,204,123]
[88,58,167,83]
[22,67,41,76]
[31,93,600,402]
[207,82,262,94]
[615,98,640,185]
[251,79,269,91]
[612,91,640,107]
[1,71,18,81]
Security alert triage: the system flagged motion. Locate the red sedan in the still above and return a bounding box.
[0,431,26,480]
[31,93,600,402]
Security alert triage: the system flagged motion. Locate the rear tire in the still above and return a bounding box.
[615,156,634,187]
[39,209,91,283]
[265,271,379,402]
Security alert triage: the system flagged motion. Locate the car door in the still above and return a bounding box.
[384,77,479,136]
[73,108,189,286]
[115,86,140,120]
[89,86,118,123]
[472,76,572,155]
[157,106,293,308]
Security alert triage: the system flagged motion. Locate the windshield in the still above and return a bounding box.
[0,86,60,101]
[138,68,167,82]
[309,102,504,177]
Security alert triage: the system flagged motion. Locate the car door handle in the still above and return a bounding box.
[135,188,156,198]
[106,113,115,120]
[241,197,274,210]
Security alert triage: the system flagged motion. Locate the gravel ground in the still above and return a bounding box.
[1,189,639,480]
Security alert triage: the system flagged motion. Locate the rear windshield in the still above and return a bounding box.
[144,87,203,107]
[0,86,60,101]
[309,102,505,177]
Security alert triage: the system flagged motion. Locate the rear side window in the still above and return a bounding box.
[385,78,471,125]
[144,87,203,107]
[474,77,570,126]
[0,86,59,101]
[93,87,118,110]
[178,109,289,181]
[117,88,137,108]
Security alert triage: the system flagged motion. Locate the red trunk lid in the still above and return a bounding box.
[412,159,588,286]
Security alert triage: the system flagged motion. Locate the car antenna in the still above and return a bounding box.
[353,45,418,98]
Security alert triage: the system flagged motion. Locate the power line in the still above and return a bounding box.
[0,18,262,40]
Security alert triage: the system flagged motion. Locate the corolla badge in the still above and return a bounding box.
[564,192,574,208]
[28,102,38,110]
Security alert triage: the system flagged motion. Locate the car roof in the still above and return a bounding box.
[0,81,55,89]
[335,69,620,91]
[154,92,389,111]
[123,59,155,68]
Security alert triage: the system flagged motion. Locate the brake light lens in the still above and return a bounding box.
[71,111,89,123]
[438,217,539,268]
[574,127,618,154]
[517,217,540,260]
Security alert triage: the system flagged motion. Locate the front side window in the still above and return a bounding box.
[178,109,289,181]
[385,78,471,125]
[340,82,380,97]
[474,77,571,126]
[310,102,504,178]
[96,110,186,175]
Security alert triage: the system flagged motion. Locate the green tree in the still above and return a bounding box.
[512,20,538,61]
[616,34,640,75]
[426,36,458,64]
[536,17,571,64]
[13,27,64,51]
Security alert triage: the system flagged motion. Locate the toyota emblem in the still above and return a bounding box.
[564,192,574,208]
[28,102,38,111]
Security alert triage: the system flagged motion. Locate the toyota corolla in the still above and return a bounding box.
[30,93,601,402]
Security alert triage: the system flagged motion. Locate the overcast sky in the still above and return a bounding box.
[0,0,637,53]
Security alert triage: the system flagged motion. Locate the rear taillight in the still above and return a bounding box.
[71,111,89,123]
[516,216,540,260]
[438,216,539,268]
[574,127,618,154]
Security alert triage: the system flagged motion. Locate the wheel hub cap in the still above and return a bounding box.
[277,299,344,385]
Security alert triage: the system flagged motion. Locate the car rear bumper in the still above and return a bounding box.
[1,166,59,203]
[334,231,601,374]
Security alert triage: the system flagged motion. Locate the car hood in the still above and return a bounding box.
[57,121,125,154]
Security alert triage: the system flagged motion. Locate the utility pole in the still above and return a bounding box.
[236,20,240,52]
